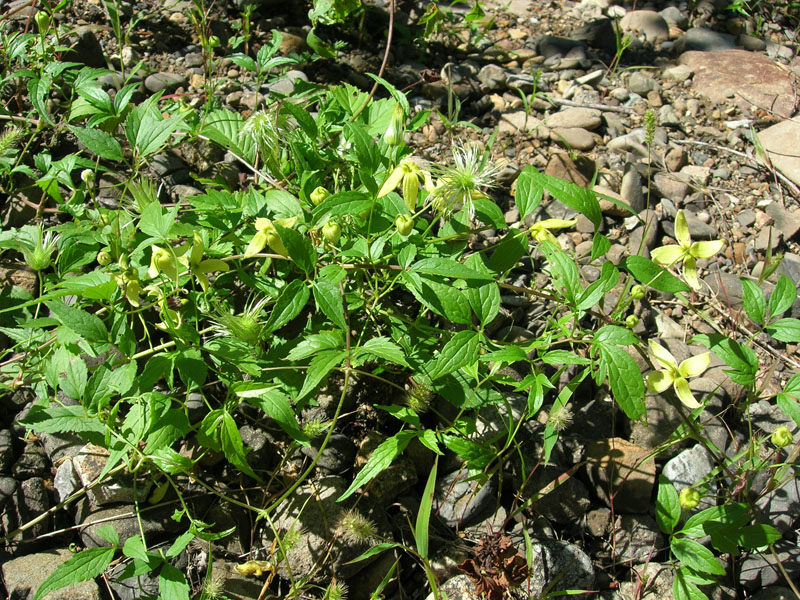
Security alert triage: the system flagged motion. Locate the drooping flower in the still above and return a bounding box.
[244,217,297,259]
[430,144,500,219]
[180,232,229,292]
[646,339,710,409]
[147,246,178,281]
[378,159,434,212]
[651,210,724,290]
[529,218,577,247]
[20,225,58,272]
[114,255,141,306]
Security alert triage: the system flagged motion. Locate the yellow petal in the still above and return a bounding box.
[679,352,710,378]
[274,216,297,229]
[254,217,271,231]
[378,166,405,198]
[190,232,204,266]
[649,339,678,371]
[647,370,674,393]
[422,170,435,193]
[675,210,691,248]
[197,259,229,274]
[674,377,701,409]
[683,256,700,290]
[403,172,419,212]
[651,245,685,266]
[196,272,210,293]
[537,218,577,230]
[125,280,140,307]
[690,240,724,259]
[244,230,268,258]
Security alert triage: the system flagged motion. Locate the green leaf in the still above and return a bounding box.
[286,331,343,361]
[516,166,602,227]
[28,75,55,126]
[306,27,337,57]
[441,435,496,469]
[338,430,415,501]
[577,261,619,311]
[144,408,190,453]
[591,233,611,261]
[541,350,591,365]
[19,404,106,437]
[703,519,742,556]
[670,538,726,576]
[482,346,528,364]
[541,241,580,304]
[265,280,310,333]
[594,324,639,346]
[376,404,420,427]
[33,547,116,600]
[345,542,398,565]
[281,101,318,138]
[122,536,149,562]
[220,412,260,480]
[416,457,437,559]
[777,373,800,427]
[401,272,472,325]
[425,330,480,380]
[125,100,185,158]
[166,531,195,559]
[691,334,758,386]
[243,388,306,442]
[673,568,708,600]
[159,563,190,600]
[94,524,120,546]
[47,300,108,342]
[769,274,797,318]
[472,198,506,229]
[765,318,800,342]
[487,231,528,273]
[139,202,177,240]
[741,278,766,324]
[84,362,137,411]
[599,344,645,421]
[313,280,347,330]
[61,354,88,401]
[409,257,493,281]
[514,166,543,219]
[655,475,681,534]
[355,337,409,367]
[679,503,750,538]
[274,223,316,272]
[737,524,782,549]
[297,349,348,400]
[467,281,500,326]
[310,191,372,228]
[69,126,123,161]
[625,256,691,293]
[175,348,207,390]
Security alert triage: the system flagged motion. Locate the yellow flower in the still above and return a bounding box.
[646,340,710,409]
[651,210,724,290]
[529,218,577,246]
[378,159,433,213]
[244,217,297,259]
[147,246,178,281]
[180,232,229,292]
[144,285,184,331]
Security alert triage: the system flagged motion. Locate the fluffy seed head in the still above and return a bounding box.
[335,508,376,544]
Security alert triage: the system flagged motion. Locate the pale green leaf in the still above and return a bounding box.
[33,547,116,600]
[338,431,415,501]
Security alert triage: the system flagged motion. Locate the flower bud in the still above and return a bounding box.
[310,186,330,206]
[625,314,640,328]
[208,35,221,48]
[772,426,793,448]
[81,169,95,186]
[395,214,414,236]
[35,11,50,32]
[631,285,646,300]
[383,103,405,146]
[97,251,112,266]
[322,221,341,245]
[679,488,701,510]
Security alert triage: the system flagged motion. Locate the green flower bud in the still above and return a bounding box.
[631,285,646,300]
[395,214,414,236]
[772,426,793,448]
[97,251,112,266]
[81,169,95,186]
[383,103,405,146]
[35,11,50,32]
[310,186,330,206]
[208,35,221,48]
[625,314,640,328]
[322,221,341,245]
[679,488,701,510]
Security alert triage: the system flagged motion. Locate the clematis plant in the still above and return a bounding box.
[148,246,178,282]
[244,217,298,259]
[430,144,500,219]
[646,339,710,409]
[529,218,577,247]
[378,159,434,212]
[180,232,229,292]
[651,210,724,290]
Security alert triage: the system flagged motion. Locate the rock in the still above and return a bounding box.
[758,120,800,187]
[144,72,188,94]
[73,444,152,506]
[663,64,694,83]
[675,27,736,53]
[653,172,690,202]
[54,459,81,503]
[750,588,797,600]
[1,549,101,600]
[477,64,507,91]
[513,540,595,599]
[12,442,48,479]
[585,438,655,514]
[765,202,800,240]
[79,503,182,547]
[740,539,800,590]
[628,72,658,95]
[571,19,616,53]
[0,475,17,511]
[596,185,634,217]
[620,163,645,214]
[620,10,669,44]
[543,107,602,130]
[629,394,685,455]
[212,561,274,600]
[107,548,188,600]
[300,433,356,475]
[544,152,593,188]
[608,130,649,157]
[427,575,480,600]
[755,472,800,534]
[619,562,675,600]
[0,428,14,472]
[498,110,542,134]
[613,514,664,564]
[663,210,718,241]
[627,209,659,258]
[679,50,799,119]
[2,477,51,548]
[550,127,598,150]
[67,26,106,67]
[662,444,716,495]
[435,469,498,528]
[537,36,585,59]
[39,431,86,464]
[681,165,711,185]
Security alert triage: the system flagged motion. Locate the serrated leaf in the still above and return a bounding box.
[472,198,506,229]
[769,274,797,318]
[679,503,750,538]
[122,536,149,562]
[338,431,415,501]
[426,330,480,380]
[33,547,116,600]
[69,125,123,161]
[376,404,420,427]
[514,166,543,219]
[274,223,315,272]
[670,538,726,576]
[401,272,472,325]
[598,344,645,421]
[47,300,108,342]
[281,101,318,138]
[467,280,500,325]
[159,563,190,600]
[409,257,493,281]
[482,346,528,364]
[19,404,106,437]
[741,278,766,324]
[691,334,758,386]
[737,524,782,549]
[656,475,681,534]
[244,388,306,442]
[265,280,309,333]
[673,569,708,600]
[286,331,344,361]
[356,337,409,367]
[777,373,800,427]
[61,354,88,401]
[591,233,611,261]
[313,280,347,330]
[166,531,195,559]
[310,191,372,227]
[625,255,691,293]
[220,412,260,481]
[541,350,591,365]
[297,349,348,400]
[487,231,528,273]
[144,409,190,453]
[139,202,177,240]
[516,166,602,227]
[765,318,800,342]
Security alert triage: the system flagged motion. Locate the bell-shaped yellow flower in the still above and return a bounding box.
[646,339,710,409]
[244,217,297,259]
[180,232,229,292]
[148,246,178,281]
[651,210,724,290]
[378,159,433,212]
[529,218,577,247]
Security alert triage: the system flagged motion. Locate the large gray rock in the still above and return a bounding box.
[435,469,498,528]
[513,540,595,599]
[675,28,736,53]
[740,539,800,590]
[756,475,800,534]
[543,108,602,130]
[662,445,716,495]
[613,514,664,564]
[1,549,101,600]
[0,428,15,472]
[79,503,182,548]
[620,10,669,44]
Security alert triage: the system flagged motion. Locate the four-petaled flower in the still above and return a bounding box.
[180,232,229,292]
[529,218,577,247]
[646,339,710,409]
[378,159,433,213]
[651,210,724,290]
[244,217,297,259]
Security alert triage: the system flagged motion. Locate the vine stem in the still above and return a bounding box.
[348,0,395,123]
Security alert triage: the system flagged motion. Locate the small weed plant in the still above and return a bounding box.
[0,1,798,599]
